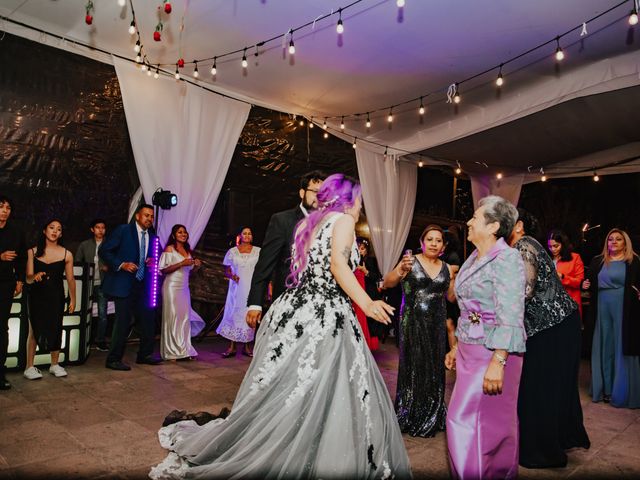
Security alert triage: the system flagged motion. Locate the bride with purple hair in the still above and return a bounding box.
[150,173,411,479]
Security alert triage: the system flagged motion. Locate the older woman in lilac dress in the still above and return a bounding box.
[444,195,526,480]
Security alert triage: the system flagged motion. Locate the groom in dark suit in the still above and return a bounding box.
[99,204,161,370]
[246,171,325,328]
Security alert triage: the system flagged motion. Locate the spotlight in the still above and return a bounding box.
[152,189,178,210]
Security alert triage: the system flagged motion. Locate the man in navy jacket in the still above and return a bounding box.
[99,204,161,370]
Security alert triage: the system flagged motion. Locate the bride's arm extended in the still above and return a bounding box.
[330,215,394,324]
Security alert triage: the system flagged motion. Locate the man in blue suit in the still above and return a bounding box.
[99,204,161,370]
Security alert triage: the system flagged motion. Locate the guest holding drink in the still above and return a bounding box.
[384,225,455,437]
[24,219,76,380]
[444,196,526,479]
[584,228,640,408]
[511,212,590,468]
[548,229,585,319]
[217,227,261,358]
[159,225,205,361]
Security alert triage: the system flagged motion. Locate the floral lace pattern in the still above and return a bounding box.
[150,213,411,479]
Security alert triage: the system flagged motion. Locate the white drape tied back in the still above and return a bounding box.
[113,57,251,245]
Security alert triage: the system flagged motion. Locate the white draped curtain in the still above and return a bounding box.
[113,57,251,245]
[355,149,418,275]
[470,174,525,208]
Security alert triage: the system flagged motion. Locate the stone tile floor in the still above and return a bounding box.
[1,337,638,479]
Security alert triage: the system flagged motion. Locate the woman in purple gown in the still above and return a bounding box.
[444,196,526,479]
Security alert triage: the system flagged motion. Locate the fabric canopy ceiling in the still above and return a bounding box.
[2,0,639,175]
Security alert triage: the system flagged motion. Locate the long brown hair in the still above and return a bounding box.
[601,228,636,265]
[166,224,191,255]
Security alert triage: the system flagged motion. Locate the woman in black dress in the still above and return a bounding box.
[24,219,76,380]
[509,210,590,468]
[383,224,455,437]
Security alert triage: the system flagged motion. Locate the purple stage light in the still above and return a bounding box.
[150,237,161,308]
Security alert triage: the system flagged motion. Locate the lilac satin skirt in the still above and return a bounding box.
[447,342,523,479]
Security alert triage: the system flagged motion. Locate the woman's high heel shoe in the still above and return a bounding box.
[221,350,236,358]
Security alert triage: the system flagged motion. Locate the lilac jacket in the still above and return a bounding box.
[454,237,527,353]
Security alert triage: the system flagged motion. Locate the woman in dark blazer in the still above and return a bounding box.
[584,228,640,408]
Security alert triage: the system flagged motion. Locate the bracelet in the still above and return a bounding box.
[493,352,507,367]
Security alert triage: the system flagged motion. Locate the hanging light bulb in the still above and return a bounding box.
[154,66,160,79]
[242,48,248,68]
[146,66,152,77]
[174,65,180,80]
[128,20,136,35]
[365,113,371,128]
[193,61,199,78]
[336,10,344,34]
[309,117,314,128]
[352,138,357,149]
[496,64,504,87]
[387,108,393,123]
[288,38,296,55]
[299,118,305,127]
[323,118,328,130]
[455,167,462,175]
[134,39,141,53]
[397,0,406,6]
[211,57,217,76]
[419,97,425,115]
[630,7,639,25]
[141,63,147,72]
[418,160,424,167]
[118,0,126,6]
[453,84,461,104]
[323,132,329,139]
[496,172,503,180]
[135,54,141,63]
[340,117,345,130]
[541,174,547,182]
[384,146,388,156]
[555,37,565,61]
[593,171,600,182]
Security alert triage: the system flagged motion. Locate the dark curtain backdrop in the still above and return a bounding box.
[0,33,139,248]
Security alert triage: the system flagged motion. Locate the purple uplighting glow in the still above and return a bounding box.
[150,237,161,308]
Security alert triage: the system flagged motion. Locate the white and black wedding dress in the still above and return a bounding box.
[150,213,411,479]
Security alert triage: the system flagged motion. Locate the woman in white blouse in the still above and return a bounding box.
[217,227,261,357]
[159,224,205,361]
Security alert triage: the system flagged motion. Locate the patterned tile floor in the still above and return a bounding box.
[0,336,638,479]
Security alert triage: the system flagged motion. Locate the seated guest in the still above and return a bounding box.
[217,227,260,358]
[444,196,526,479]
[511,212,590,469]
[548,229,585,319]
[159,224,205,361]
[0,196,26,390]
[584,228,640,408]
[384,224,455,437]
[76,219,109,351]
[25,219,76,380]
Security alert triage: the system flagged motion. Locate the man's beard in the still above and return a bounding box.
[302,198,317,211]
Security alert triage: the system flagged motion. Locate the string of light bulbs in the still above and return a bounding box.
[310,118,639,183]
[124,0,408,76]
[313,0,637,127]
